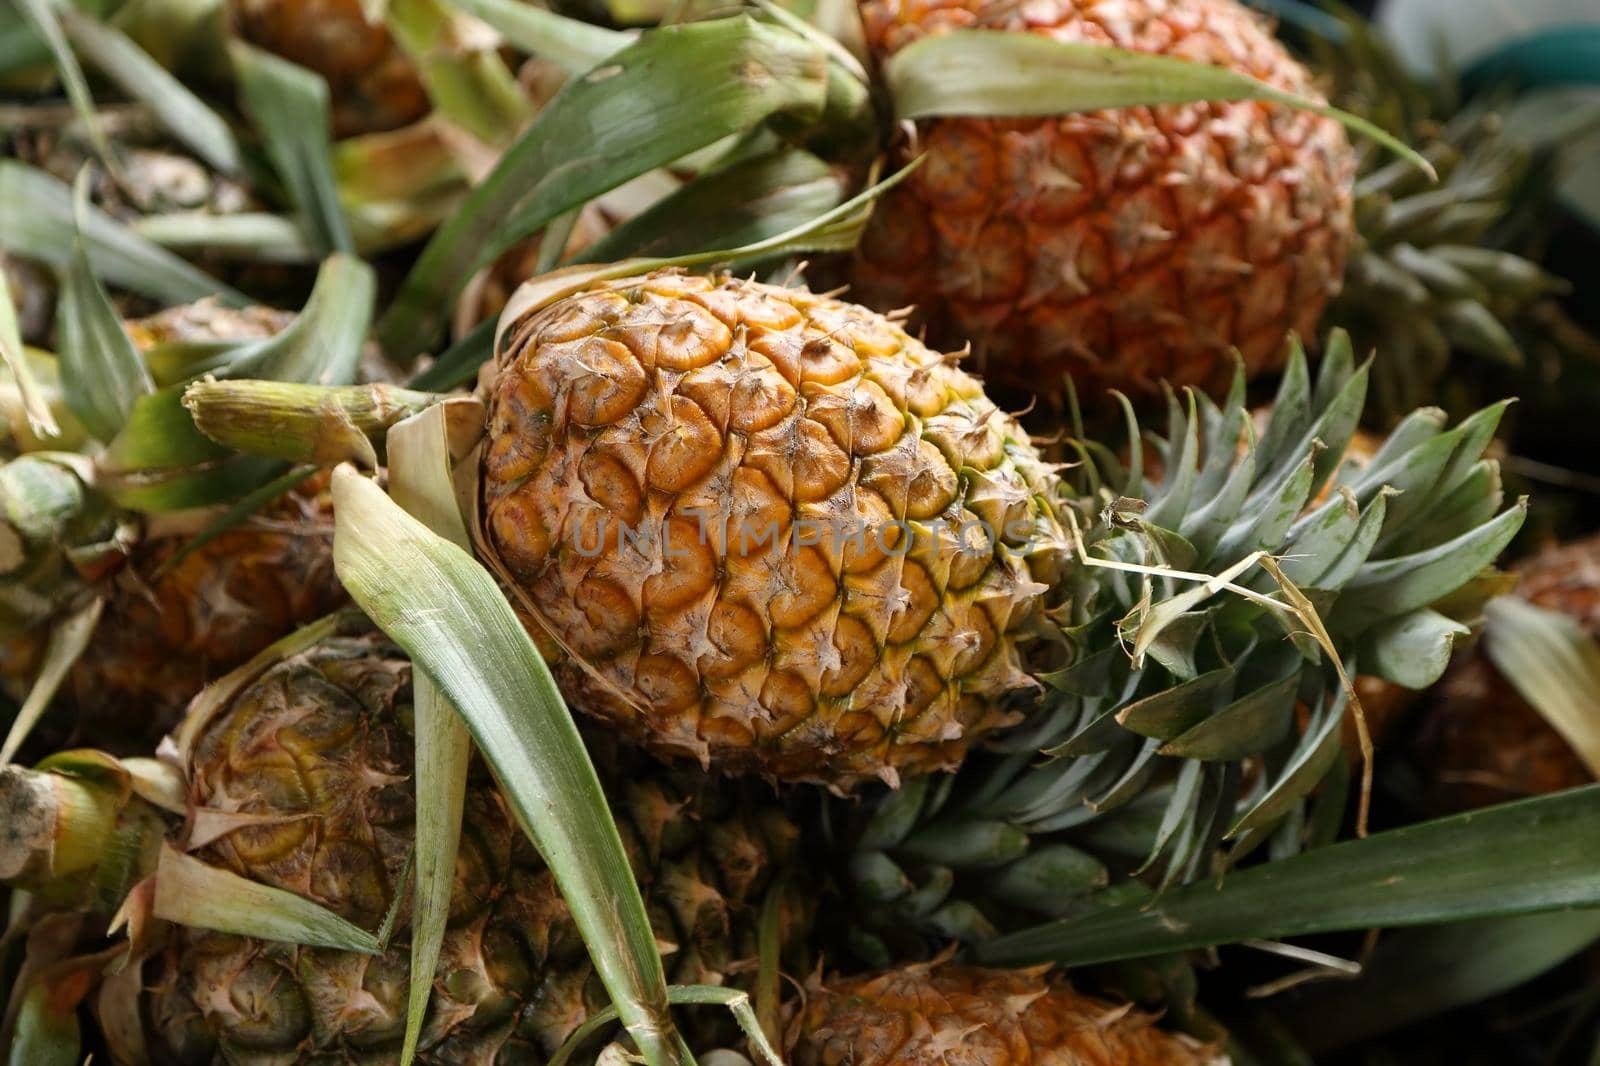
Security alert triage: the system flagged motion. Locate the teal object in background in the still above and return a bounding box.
[1378,0,1599,79]
[1377,0,1600,232]
[1466,28,1600,92]
[1242,0,1351,41]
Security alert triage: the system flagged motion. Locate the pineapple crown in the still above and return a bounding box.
[841,331,1526,956]
[1294,3,1595,423]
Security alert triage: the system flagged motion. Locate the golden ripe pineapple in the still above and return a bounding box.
[789,962,1225,1065]
[481,271,1068,787]
[191,273,1519,840]
[851,0,1357,399]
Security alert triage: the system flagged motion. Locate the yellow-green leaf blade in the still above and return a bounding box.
[1484,595,1600,780]
[330,467,688,1064]
[152,843,382,953]
[886,30,1434,177]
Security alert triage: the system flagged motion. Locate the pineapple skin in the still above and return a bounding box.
[789,962,1226,1065]
[149,623,805,1063]
[481,272,1068,787]
[1414,536,1599,812]
[852,0,1357,400]
[73,482,345,747]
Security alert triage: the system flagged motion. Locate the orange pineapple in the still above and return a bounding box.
[789,962,1225,1064]
[853,0,1357,400]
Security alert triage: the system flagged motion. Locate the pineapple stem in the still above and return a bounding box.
[182,380,442,467]
[0,765,119,888]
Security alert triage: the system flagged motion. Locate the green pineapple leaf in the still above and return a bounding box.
[383,404,475,1066]
[377,14,832,360]
[1279,910,1600,1054]
[54,172,154,443]
[151,843,382,953]
[976,786,1600,967]
[437,0,632,73]
[885,30,1434,177]
[387,0,530,146]
[0,160,242,305]
[231,42,355,256]
[10,0,121,182]
[579,148,846,265]
[57,7,244,177]
[331,466,695,1066]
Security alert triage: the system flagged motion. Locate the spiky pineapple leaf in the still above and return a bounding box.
[1357,608,1468,690]
[1160,670,1299,760]
[58,7,243,176]
[1329,500,1528,634]
[579,148,846,264]
[438,0,631,73]
[231,42,354,256]
[0,161,241,305]
[885,30,1434,176]
[975,786,1600,967]
[1482,596,1600,779]
[383,402,476,1066]
[55,173,154,443]
[378,15,831,359]
[330,467,692,1065]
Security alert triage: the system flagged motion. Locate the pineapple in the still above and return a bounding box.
[226,0,429,138]
[849,0,1358,400]
[1412,536,1599,813]
[147,257,1527,1055]
[191,268,1519,902]
[0,301,345,751]
[0,463,344,751]
[481,270,1069,786]
[788,960,1225,1065]
[473,270,1516,800]
[0,617,808,1062]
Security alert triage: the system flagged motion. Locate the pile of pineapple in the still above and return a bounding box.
[2,0,1598,1062]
